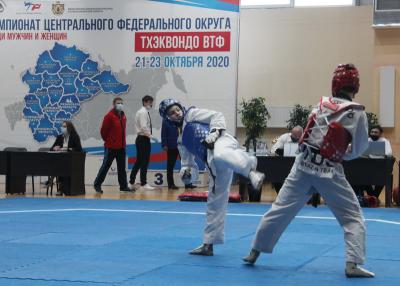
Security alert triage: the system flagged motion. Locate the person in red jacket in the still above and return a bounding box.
[93,97,131,193]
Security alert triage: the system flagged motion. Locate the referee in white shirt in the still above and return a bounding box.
[271,126,303,156]
[129,95,155,190]
[270,126,303,194]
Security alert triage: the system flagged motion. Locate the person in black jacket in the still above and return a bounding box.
[50,121,83,195]
[51,121,82,152]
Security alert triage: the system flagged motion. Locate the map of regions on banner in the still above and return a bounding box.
[0,0,240,184]
[22,42,130,142]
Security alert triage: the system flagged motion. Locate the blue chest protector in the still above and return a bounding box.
[181,108,209,162]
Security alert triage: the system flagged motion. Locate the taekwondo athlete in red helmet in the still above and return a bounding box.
[159,99,265,256]
[243,64,374,278]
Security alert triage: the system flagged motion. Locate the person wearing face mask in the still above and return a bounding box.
[51,120,82,195]
[93,97,131,193]
[159,99,265,256]
[271,126,303,156]
[129,95,155,190]
[51,121,82,152]
[368,125,392,156]
[354,125,393,201]
[270,126,304,194]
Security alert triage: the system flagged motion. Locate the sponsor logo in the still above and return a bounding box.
[52,1,64,15]
[24,1,41,11]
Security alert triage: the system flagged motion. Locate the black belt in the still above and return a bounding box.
[299,144,319,154]
[300,144,327,166]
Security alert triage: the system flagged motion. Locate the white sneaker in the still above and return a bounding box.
[128,183,140,191]
[140,184,155,190]
[345,262,375,278]
[249,170,265,190]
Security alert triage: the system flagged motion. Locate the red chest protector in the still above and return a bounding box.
[300,97,364,162]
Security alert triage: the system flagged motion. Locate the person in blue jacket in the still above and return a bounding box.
[161,119,179,190]
[162,119,197,190]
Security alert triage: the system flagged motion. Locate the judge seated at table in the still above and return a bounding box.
[353,125,393,202]
[271,126,303,156]
[270,126,303,194]
[50,121,83,196]
[368,125,392,157]
[51,121,82,153]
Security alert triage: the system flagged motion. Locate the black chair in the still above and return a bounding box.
[38,147,59,196]
[3,147,35,194]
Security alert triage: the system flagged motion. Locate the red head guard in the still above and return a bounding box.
[331,64,360,96]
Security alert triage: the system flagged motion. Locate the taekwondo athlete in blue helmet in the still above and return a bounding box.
[159,99,265,256]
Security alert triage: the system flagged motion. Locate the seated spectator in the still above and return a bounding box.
[270,126,303,194]
[354,125,392,202]
[50,121,83,196]
[271,126,303,156]
[369,125,392,156]
[51,121,83,152]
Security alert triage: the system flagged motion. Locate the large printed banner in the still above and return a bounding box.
[0,0,240,186]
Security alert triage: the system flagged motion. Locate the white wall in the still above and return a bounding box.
[237,6,375,132]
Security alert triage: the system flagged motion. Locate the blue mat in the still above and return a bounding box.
[0,198,399,285]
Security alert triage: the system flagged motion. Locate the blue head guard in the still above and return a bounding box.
[159,99,184,121]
